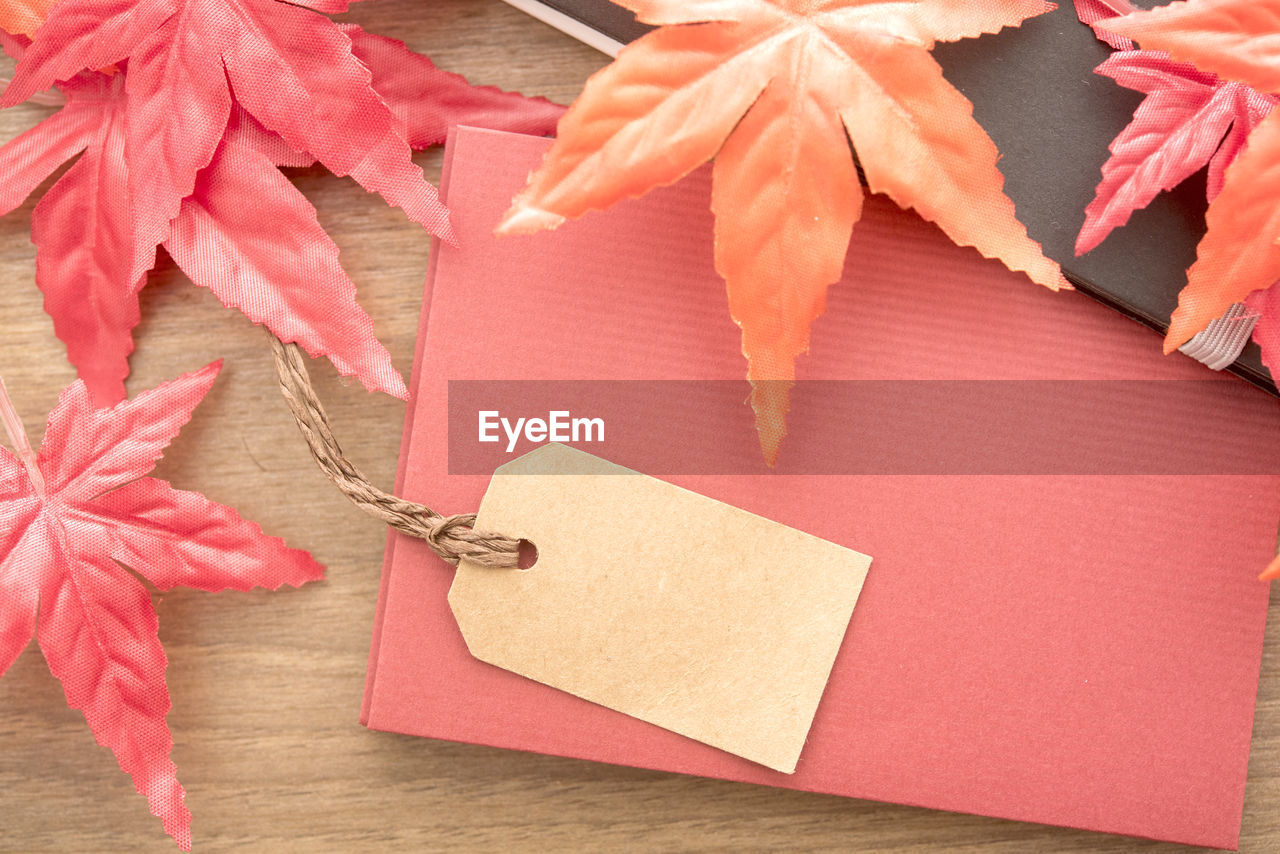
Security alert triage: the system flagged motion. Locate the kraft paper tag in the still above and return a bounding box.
[448,444,872,773]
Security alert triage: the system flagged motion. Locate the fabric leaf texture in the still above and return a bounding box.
[497,0,1064,464]
[342,25,567,150]
[0,0,51,36]
[0,18,563,403]
[0,362,325,849]
[0,60,142,404]
[1096,0,1280,360]
[1075,49,1277,255]
[1073,0,1139,49]
[5,0,454,253]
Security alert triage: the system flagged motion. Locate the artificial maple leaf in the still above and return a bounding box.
[1075,50,1277,254]
[0,27,564,403]
[496,0,1064,464]
[4,0,453,287]
[341,24,567,150]
[161,27,564,401]
[1074,0,1139,49]
[1247,282,1280,392]
[0,60,403,403]
[0,0,51,37]
[1103,0,1280,353]
[162,104,415,397]
[0,361,325,849]
[0,60,142,403]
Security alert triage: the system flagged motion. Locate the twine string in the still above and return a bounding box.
[269,333,520,568]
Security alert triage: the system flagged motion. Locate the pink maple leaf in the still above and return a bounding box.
[0,27,564,403]
[1074,0,1141,49]
[1076,49,1277,255]
[3,0,453,277]
[0,361,325,849]
[0,60,143,403]
[1073,0,1280,389]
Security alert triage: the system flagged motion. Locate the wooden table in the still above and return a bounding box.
[1,1,1277,850]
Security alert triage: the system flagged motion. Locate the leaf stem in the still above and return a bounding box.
[0,377,45,495]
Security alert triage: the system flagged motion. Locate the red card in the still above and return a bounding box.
[363,126,1277,849]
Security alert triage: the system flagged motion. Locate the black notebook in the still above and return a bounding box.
[500,0,1275,392]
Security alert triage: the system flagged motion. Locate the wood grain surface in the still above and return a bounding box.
[1,1,1277,851]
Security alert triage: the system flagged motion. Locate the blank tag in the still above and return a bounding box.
[448,444,872,773]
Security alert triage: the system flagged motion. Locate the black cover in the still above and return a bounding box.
[522,1,1275,392]
[533,0,651,43]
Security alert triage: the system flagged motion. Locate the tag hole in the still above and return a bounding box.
[517,539,539,571]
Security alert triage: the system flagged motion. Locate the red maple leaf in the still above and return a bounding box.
[1076,49,1276,255]
[0,26,564,403]
[340,25,566,150]
[1073,0,1140,49]
[496,0,1064,464]
[0,56,142,403]
[0,360,325,849]
[3,0,453,278]
[1098,1,1280,375]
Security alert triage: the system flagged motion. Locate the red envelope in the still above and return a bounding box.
[363,126,1278,849]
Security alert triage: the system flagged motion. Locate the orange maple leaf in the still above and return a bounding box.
[498,0,1065,464]
[0,0,49,38]
[1106,0,1280,356]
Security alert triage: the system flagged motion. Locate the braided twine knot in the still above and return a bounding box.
[269,334,519,568]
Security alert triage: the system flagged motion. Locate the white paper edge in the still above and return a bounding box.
[500,0,625,57]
